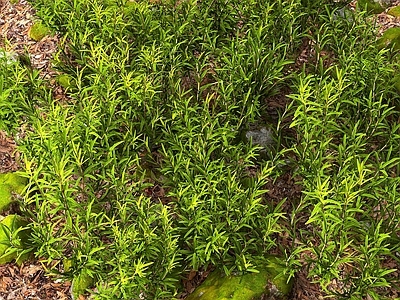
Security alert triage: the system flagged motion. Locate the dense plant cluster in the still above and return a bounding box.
[1,0,400,298]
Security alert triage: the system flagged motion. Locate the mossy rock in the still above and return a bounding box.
[0,173,27,213]
[358,0,385,14]
[63,258,73,272]
[186,257,293,300]
[388,5,400,17]
[394,75,400,94]
[56,74,75,89]
[29,22,51,42]
[377,28,400,51]
[72,268,95,299]
[0,215,30,265]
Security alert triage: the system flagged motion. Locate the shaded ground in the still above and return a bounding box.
[0,263,71,300]
[0,131,19,173]
[1,0,400,299]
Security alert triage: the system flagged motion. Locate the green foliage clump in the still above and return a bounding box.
[17,0,307,297]
[2,0,399,298]
[0,215,31,265]
[0,52,38,133]
[285,10,400,298]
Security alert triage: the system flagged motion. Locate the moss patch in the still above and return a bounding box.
[72,268,95,298]
[186,257,292,300]
[56,74,75,89]
[29,22,51,41]
[358,0,385,14]
[388,5,400,17]
[0,173,27,213]
[393,75,400,94]
[377,27,400,51]
[0,215,30,265]
[63,258,73,272]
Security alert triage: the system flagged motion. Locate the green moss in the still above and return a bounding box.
[388,5,400,17]
[29,22,51,42]
[123,1,150,14]
[358,0,385,14]
[377,28,400,51]
[393,75,400,94]
[72,269,95,298]
[56,74,75,89]
[0,186,12,213]
[0,173,27,213]
[63,259,73,272]
[263,256,293,296]
[186,257,292,300]
[0,215,30,265]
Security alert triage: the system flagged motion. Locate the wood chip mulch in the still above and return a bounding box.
[0,263,71,300]
[0,131,19,173]
[0,0,60,78]
[374,1,400,35]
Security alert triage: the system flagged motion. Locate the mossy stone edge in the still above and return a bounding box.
[29,22,51,41]
[187,257,292,300]
[0,173,27,213]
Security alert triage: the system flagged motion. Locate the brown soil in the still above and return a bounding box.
[0,263,72,300]
[0,131,19,173]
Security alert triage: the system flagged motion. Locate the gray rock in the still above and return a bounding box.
[0,50,18,66]
[245,127,275,151]
[333,7,354,22]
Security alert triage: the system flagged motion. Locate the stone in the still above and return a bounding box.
[245,127,275,152]
[358,0,385,13]
[333,7,354,22]
[393,75,400,94]
[186,256,293,300]
[28,22,51,42]
[63,258,73,272]
[376,27,400,50]
[388,5,400,17]
[71,268,94,299]
[0,173,27,213]
[0,215,30,265]
[57,74,75,89]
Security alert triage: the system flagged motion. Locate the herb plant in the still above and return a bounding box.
[1,0,399,299]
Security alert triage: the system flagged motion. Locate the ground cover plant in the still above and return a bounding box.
[1,0,400,298]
